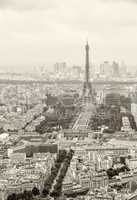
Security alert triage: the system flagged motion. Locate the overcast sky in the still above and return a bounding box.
[0,0,137,71]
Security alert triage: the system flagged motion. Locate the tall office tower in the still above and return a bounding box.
[82,42,93,99]
[120,61,127,77]
[112,61,120,77]
[100,61,112,77]
[54,62,67,74]
[71,66,82,79]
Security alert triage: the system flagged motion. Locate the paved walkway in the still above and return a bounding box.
[72,101,95,131]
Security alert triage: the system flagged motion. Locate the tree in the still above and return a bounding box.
[106,168,118,179]
[32,187,40,196]
[7,193,17,200]
[42,188,49,196]
[7,195,13,200]
[105,93,121,107]
[23,190,33,200]
[130,181,137,193]
[16,193,24,200]
[51,149,74,197]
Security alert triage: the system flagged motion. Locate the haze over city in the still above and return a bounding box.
[0,0,137,72]
[1,1,137,200]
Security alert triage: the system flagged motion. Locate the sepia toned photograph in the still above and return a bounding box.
[0,0,137,200]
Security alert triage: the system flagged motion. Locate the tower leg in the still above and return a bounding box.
[82,81,94,102]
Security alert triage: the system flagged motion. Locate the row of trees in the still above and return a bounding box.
[7,150,67,200]
[50,149,74,198]
[35,115,75,134]
[42,149,67,197]
[90,103,137,132]
[7,187,40,200]
[105,93,131,111]
[89,105,122,132]
[121,112,137,130]
[23,106,48,131]
[35,95,78,134]
[106,164,130,179]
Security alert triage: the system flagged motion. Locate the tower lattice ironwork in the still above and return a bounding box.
[82,42,93,99]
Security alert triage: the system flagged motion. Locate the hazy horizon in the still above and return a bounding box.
[0,0,137,71]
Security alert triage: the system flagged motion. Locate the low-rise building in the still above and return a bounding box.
[91,173,108,190]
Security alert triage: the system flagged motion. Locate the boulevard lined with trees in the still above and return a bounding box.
[7,149,74,200]
[89,93,137,132]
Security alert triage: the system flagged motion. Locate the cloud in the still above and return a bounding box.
[102,0,137,3]
[0,0,136,13]
[0,0,137,69]
[0,0,57,11]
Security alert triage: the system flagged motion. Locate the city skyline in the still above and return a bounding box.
[0,0,137,71]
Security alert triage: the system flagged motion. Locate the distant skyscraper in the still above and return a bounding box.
[54,62,67,73]
[71,66,82,79]
[112,61,120,77]
[100,61,112,77]
[120,61,127,77]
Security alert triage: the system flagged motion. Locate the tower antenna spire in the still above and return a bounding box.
[86,37,88,45]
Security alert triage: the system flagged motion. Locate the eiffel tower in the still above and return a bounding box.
[82,42,93,100]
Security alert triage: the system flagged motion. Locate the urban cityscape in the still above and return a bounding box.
[0,41,137,200]
[1,0,137,200]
